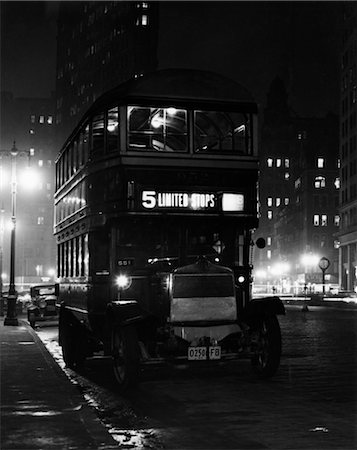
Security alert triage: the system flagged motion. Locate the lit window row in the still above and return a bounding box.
[313,214,328,226]
[30,115,53,125]
[266,197,289,207]
[314,176,340,189]
[267,158,290,168]
[313,214,340,227]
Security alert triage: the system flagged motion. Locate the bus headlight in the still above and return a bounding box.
[116,274,132,290]
[237,275,245,284]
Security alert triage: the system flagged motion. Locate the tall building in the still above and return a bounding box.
[338,4,357,291]
[254,79,339,293]
[55,1,159,146]
[0,92,56,289]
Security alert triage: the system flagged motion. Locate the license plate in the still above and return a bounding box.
[188,346,221,360]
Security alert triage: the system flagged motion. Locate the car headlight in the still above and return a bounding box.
[115,274,132,290]
[39,299,47,308]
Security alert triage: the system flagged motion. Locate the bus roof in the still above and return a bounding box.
[86,68,256,120]
[100,68,254,104]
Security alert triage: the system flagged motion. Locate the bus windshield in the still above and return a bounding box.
[113,217,245,270]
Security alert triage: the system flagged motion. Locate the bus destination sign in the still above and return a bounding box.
[141,190,244,212]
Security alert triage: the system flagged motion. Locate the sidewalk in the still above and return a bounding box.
[0,318,118,449]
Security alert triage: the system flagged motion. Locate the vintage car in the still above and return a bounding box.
[27,284,58,328]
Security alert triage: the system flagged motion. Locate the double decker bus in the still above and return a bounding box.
[54,69,284,387]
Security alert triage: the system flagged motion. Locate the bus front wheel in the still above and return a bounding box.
[250,314,282,378]
[112,325,140,388]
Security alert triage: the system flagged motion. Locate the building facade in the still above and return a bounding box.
[55,1,159,146]
[0,92,56,290]
[338,3,357,291]
[254,78,340,294]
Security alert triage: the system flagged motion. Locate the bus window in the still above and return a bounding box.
[194,110,250,154]
[127,106,188,152]
[107,107,119,152]
[92,113,105,156]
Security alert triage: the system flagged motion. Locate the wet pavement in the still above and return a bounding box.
[36,305,357,449]
[0,319,118,449]
[2,305,357,449]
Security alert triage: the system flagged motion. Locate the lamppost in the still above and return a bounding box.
[2,143,20,325]
[1,142,38,325]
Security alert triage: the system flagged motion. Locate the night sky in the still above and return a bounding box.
[0,1,344,117]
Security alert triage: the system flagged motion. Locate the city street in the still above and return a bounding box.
[35,305,357,449]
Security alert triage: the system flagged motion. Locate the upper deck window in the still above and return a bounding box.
[128,106,188,152]
[92,113,105,155]
[107,107,119,152]
[194,111,251,154]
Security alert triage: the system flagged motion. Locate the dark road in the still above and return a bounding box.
[37,305,357,449]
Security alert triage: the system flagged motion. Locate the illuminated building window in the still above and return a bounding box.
[276,158,281,168]
[29,129,35,135]
[267,237,272,246]
[30,115,35,123]
[334,215,340,226]
[334,177,340,189]
[30,148,35,156]
[276,198,281,207]
[321,214,327,226]
[315,176,326,188]
[295,178,301,189]
[47,116,53,124]
[313,214,319,226]
[284,158,290,168]
[317,158,325,168]
[136,14,148,26]
[38,160,43,167]
[285,172,290,180]
[267,250,272,259]
[39,115,45,124]
[267,197,273,207]
[267,210,273,219]
[267,158,273,167]
[37,216,44,225]
[284,197,289,205]
[337,159,341,169]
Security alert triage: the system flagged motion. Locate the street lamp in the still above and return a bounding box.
[1,141,35,325]
[2,142,20,325]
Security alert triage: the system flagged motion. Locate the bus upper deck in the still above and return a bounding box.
[54,69,259,233]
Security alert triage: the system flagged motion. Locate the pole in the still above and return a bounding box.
[4,144,18,326]
[322,268,326,295]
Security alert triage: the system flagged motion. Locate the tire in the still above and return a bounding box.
[112,325,140,389]
[250,314,282,378]
[28,311,36,329]
[60,317,86,370]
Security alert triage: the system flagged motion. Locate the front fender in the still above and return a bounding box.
[242,296,285,318]
[106,300,144,327]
